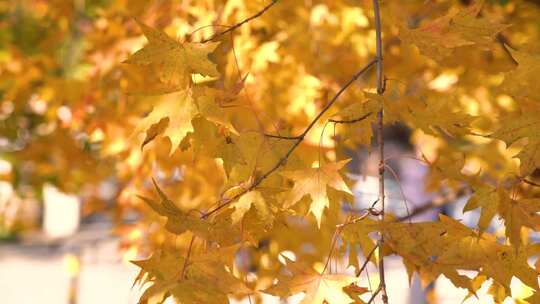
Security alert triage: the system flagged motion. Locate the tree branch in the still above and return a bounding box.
[372,0,388,303]
[201,0,279,43]
[202,58,377,218]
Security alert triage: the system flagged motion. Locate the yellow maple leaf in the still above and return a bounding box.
[125,19,220,92]
[498,196,540,247]
[137,179,239,245]
[463,185,499,233]
[134,245,251,304]
[491,108,540,176]
[501,50,540,102]
[134,90,196,154]
[400,2,507,61]
[230,190,266,224]
[341,217,378,265]
[265,257,359,304]
[280,160,353,227]
[330,97,379,148]
[193,86,239,134]
[466,186,540,247]
[396,94,475,138]
[516,139,540,177]
[379,215,539,293]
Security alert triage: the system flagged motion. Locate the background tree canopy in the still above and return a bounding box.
[1,0,540,303]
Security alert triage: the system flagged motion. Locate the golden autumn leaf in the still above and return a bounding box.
[133,245,251,304]
[265,257,359,304]
[193,86,239,134]
[330,97,379,147]
[280,160,353,227]
[137,179,238,245]
[491,109,540,176]
[498,196,540,247]
[501,49,540,102]
[491,112,540,146]
[379,215,539,293]
[400,1,507,61]
[463,185,499,233]
[402,97,475,138]
[125,19,220,92]
[341,217,378,265]
[516,139,540,177]
[230,190,268,224]
[134,90,196,154]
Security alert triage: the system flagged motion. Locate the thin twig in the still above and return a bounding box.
[355,244,379,276]
[372,0,388,303]
[329,112,373,124]
[201,0,279,43]
[367,285,383,304]
[338,207,380,235]
[397,200,444,222]
[322,224,344,274]
[519,177,540,188]
[365,267,374,302]
[180,235,196,280]
[496,33,518,65]
[264,134,303,140]
[202,58,377,219]
[397,186,468,222]
[384,154,429,165]
[384,164,412,223]
[187,24,229,41]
